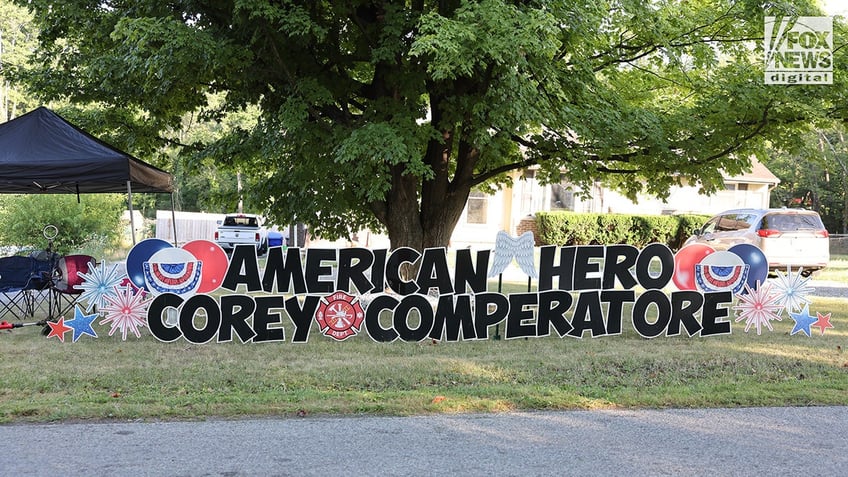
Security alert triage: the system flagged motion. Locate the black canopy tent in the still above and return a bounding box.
[0,107,176,243]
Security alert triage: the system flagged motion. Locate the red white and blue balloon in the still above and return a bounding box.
[694,251,750,293]
[674,243,768,293]
[142,247,204,296]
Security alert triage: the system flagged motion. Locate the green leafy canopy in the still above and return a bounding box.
[11,0,846,247]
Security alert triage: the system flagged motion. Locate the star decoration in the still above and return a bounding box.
[45,317,72,342]
[100,284,150,340]
[788,304,818,337]
[733,281,783,334]
[74,261,127,312]
[770,267,814,316]
[65,305,98,342]
[812,312,834,336]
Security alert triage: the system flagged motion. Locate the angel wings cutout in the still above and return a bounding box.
[487,231,538,278]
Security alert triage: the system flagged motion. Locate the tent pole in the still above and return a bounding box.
[171,192,178,246]
[127,180,137,244]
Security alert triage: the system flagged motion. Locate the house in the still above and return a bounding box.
[449,157,780,249]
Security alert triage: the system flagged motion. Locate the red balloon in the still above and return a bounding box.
[182,240,228,293]
[673,244,716,290]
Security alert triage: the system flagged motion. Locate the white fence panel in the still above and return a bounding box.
[155,211,225,246]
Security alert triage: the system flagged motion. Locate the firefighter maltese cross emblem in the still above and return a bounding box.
[315,291,365,341]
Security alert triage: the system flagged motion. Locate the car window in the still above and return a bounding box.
[738,214,759,230]
[701,217,720,234]
[762,213,824,231]
[715,213,757,232]
[223,216,258,227]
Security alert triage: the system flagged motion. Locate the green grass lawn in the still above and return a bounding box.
[1,253,846,423]
[815,256,848,282]
[2,289,846,423]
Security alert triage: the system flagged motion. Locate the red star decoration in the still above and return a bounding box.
[812,312,834,335]
[46,317,72,342]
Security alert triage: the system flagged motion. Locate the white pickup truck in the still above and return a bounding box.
[214,213,268,255]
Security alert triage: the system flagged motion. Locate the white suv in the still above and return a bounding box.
[685,208,830,276]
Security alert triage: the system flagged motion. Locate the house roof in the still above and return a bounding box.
[722,157,780,185]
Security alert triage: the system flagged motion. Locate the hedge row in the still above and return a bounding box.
[535,211,711,250]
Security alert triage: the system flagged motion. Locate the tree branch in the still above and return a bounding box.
[472,99,774,186]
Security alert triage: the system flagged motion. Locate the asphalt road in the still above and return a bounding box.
[808,280,848,298]
[1,406,846,476]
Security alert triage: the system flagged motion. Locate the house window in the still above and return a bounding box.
[550,175,573,210]
[519,169,538,215]
[466,189,488,224]
[738,183,749,191]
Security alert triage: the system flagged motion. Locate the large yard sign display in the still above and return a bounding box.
[44,232,834,343]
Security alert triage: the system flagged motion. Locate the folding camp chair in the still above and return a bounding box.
[28,250,60,318]
[0,255,53,320]
[51,254,95,317]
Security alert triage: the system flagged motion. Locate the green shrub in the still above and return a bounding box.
[0,194,124,255]
[536,211,710,250]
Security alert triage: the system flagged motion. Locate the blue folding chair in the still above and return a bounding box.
[0,255,51,320]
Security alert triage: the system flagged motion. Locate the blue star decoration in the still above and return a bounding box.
[64,305,98,342]
[789,304,817,337]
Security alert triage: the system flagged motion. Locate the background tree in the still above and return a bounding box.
[0,0,38,120]
[0,194,125,255]
[12,0,846,250]
[769,126,848,234]
[816,129,848,234]
[172,99,263,214]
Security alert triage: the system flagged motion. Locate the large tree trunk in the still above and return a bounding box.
[371,84,479,252]
[382,165,424,250]
[377,157,473,252]
[381,171,471,251]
